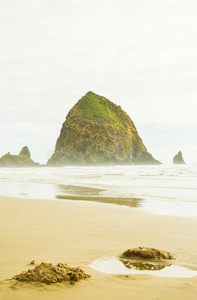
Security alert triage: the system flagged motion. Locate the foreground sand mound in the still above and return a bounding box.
[13,262,91,285]
[122,247,174,260]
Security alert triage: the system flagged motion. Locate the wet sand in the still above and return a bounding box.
[0,195,197,299]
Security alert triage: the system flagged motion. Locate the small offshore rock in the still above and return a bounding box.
[19,146,31,159]
[173,151,185,164]
[0,146,40,167]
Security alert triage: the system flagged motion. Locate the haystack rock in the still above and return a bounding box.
[47,91,161,166]
[0,146,39,167]
[173,151,185,164]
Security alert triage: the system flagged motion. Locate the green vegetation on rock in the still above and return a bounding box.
[67,91,132,127]
[47,91,161,166]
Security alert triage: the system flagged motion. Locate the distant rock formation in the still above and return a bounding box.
[47,91,161,166]
[0,146,39,167]
[19,146,31,158]
[173,151,185,164]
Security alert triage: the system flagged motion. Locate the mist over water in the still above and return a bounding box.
[0,164,197,217]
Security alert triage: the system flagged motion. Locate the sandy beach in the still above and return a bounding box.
[0,195,197,300]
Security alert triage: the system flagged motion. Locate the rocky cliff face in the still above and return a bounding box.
[173,151,185,164]
[47,91,161,166]
[0,146,39,167]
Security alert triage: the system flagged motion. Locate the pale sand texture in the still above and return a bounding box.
[0,195,197,299]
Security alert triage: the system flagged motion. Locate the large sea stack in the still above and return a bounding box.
[47,91,161,166]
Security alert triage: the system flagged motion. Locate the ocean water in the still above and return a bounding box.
[0,164,197,217]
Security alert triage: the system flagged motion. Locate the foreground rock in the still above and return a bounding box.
[173,151,185,164]
[122,247,174,260]
[0,146,39,167]
[47,91,161,166]
[13,262,91,285]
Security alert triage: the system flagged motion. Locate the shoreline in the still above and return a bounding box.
[0,195,197,299]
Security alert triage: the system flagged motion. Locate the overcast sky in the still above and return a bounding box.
[0,0,197,164]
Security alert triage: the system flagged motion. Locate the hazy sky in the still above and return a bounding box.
[0,0,197,164]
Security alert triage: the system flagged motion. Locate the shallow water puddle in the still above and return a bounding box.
[90,257,197,278]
